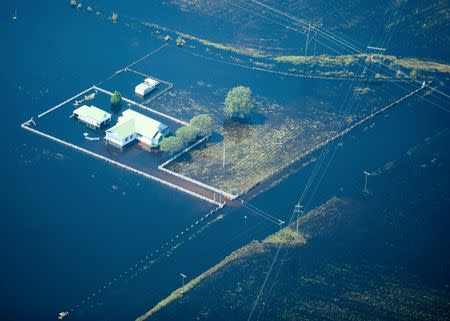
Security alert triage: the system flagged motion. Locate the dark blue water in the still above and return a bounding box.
[2,2,282,320]
[3,1,449,321]
[1,2,213,320]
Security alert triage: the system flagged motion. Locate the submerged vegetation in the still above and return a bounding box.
[140,20,450,77]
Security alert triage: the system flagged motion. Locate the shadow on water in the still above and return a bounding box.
[110,102,122,115]
[222,112,267,127]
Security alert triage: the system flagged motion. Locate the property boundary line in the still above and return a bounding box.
[159,135,211,168]
[126,68,172,86]
[156,84,427,201]
[158,134,236,201]
[243,82,429,196]
[93,86,189,126]
[38,86,95,119]
[126,43,169,70]
[20,123,222,206]
[125,68,174,105]
[95,44,170,87]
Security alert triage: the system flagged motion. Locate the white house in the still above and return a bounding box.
[105,109,169,148]
[135,78,159,97]
[72,105,111,128]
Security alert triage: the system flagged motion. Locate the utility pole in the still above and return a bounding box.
[304,24,311,59]
[304,23,320,66]
[366,46,386,78]
[294,203,304,233]
[222,143,225,169]
[180,273,187,293]
[363,171,371,194]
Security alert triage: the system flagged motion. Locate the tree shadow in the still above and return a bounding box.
[110,103,122,115]
[223,111,267,126]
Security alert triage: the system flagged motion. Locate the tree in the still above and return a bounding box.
[224,86,256,119]
[160,136,184,154]
[410,69,418,79]
[110,91,122,106]
[190,114,214,136]
[176,125,200,143]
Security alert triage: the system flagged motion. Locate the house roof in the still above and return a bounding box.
[106,118,136,140]
[106,109,167,140]
[144,78,159,87]
[74,105,111,123]
[135,83,151,92]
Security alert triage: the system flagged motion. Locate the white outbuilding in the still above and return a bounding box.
[72,105,111,128]
[135,78,159,97]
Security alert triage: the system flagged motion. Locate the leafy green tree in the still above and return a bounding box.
[190,114,214,136]
[224,86,256,119]
[176,125,200,143]
[110,91,122,106]
[160,136,184,154]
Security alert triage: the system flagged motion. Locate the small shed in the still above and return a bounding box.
[73,105,111,128]
[135,78,159,97]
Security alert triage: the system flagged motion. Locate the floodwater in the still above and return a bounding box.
[149,70,450,321]
[2,1,449,321]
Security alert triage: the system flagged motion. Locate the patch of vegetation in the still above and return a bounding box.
[135,240,266,321]
[410,69,418,78]
[176,125,200,143]
[224,86,256,119]
[160,135,185,153]
[110,91,122,106]
[274,54,357,67]
[141,22,267,58]
[354,87,373,95]
[190,114,214,135]
[161,114,214,153]
[387,56,450,74]
[263,227,306,246]
[136,197,347,321]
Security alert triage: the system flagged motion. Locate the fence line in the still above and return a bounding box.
[243,82,428,196]
[159,166,235,201]
[158,134,236,201]
[93,86,189,126]
[126,68,172,87]
[95,44,170,87]
[126,43,169,70]
[142,83,174,106]
[21,123,222,206]
[158,84,426,200]
[159,135,211,168]
[38,86,95,119]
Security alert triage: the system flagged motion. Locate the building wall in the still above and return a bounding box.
[105,134,125,147]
